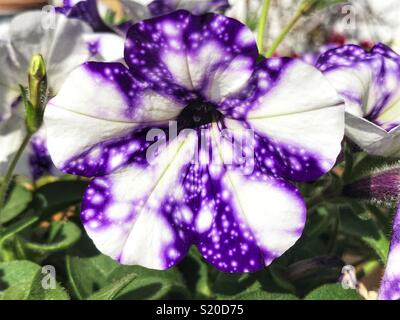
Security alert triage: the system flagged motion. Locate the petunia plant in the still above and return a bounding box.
[0,0,399,301]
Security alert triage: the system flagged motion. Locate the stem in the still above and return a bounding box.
[327,212,340,254]
[0,132,32,226]
[257,0,271,54]
[265,8,303,57]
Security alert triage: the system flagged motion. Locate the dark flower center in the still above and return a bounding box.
[177,100,223,131]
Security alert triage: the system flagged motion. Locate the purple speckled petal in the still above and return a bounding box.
[194,171,305,272]
[317,43,400,156]
[191,126,306,272]
[67,0,112,32]
[379,206,400,300]
[125,10,258,104]
[81,126,306,272]
[317,44,400,130]
[81,132,198,269]
[28,134,55,180]
[222,58,345,182]
[44,62,184,177]
[148,0,229,16]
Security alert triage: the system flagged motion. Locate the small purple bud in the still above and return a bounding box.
[343,164,400,208]
[379,206,400,300]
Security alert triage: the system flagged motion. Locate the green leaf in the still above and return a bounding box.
[86,273,137,300]
[232,289,298,300]
[66,236,188,300]
[0,215,39,244]
[0,183,32,224]
[66,239,121,299]
[339,206,389,263]
[0,260,69,300]
[33,180,88,218]
[213,273,258,298]
[22,221,81,254]
[178,247,211,298]
[106,265,189,300]
[304,283,362,300]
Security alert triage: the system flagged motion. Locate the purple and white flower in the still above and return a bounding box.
[0,11,123,178]
[317,44,400,157]
[54,0,116,33]
[379,206,400,300]
[45,10,344,272]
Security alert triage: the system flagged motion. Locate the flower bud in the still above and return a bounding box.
[23,54,48,134]
[343,163,400,208]
[29,53,46,82]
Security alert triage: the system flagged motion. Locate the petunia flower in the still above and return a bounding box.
[316,43,400,157]
[379,205,400,300]
[0,11,123,178]
[54,0,116,33]
[44,10,344,272]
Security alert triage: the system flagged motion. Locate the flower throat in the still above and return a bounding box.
[177,99,223,131]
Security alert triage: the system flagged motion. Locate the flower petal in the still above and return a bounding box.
[317,44,400,156]
[125,10,258,103]
[379,206,400,300]
[195,167,305,272]
[190,125,306,272]
[81,121,306,272]
[81,132,198,269]
[66,0,112,32]
[44,62,183,177]
[0,114,25,175]
[83,33,125,61]
[223,58,345,181]
[0,43,21,123]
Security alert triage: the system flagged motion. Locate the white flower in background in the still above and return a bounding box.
[332,0,400,49]
[119,0,229,28]
[0,11,124,178]
[0,16,11,42]
[226,0,400,57]
[225,0,339,55]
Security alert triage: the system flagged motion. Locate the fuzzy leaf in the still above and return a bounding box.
[33,180,88,218]
[66,236,188,300]
[86,273,137,300]
[339,206,389,263]
[22,221,81,254]
[0,183,32,224]
[304,283,362,300]
[232,289,298,300]
[0,260,69,300]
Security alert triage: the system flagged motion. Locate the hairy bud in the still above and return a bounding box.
[343,163,400,208]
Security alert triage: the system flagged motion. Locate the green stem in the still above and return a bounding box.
[0,133,32,227]
[257,0,271,54]
[265,8,303,57]
[327,212,340,254]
